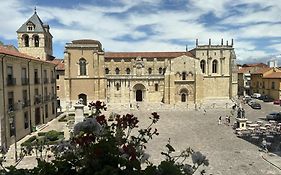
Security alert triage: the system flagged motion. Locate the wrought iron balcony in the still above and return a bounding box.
[7,78,16,86]
[43,78,49,84]
[34,95,42,104]
[21,78,29,85]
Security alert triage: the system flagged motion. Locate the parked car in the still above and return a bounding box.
[251,93,261,99]
[250,102,261,109]
[248,100,256,106]
[263,96,274,102]
[266,112,281,121]
[273,99,281,105]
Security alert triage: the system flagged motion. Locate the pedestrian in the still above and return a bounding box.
[261,138,268,153]
[218,116,222,125]
[225,115,228,125]
[228,116,231,125]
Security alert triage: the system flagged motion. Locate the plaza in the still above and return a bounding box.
[2,99,281,175]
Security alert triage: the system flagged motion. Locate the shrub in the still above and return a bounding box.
[45,130,63,142]
[20,136,37,147]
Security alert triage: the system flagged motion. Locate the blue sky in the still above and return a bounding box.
[1,0,281,64]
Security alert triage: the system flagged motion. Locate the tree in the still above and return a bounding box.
[0,101,209,175]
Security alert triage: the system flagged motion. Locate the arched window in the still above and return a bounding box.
[200,60,206,73]
[24,35,29,47]
[159,67,163,74]
[182,72,187,80]
[34,35,39,47]
[116,83,120,91]
[105,68,109,74]
[79,58,87,75]
[126,68,130,75]
[155,84,158,91]
[115,68,120,75]
[181,94,186,102]
[212,60,218,73]
[148,68,152,74]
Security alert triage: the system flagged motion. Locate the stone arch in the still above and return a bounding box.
[22,34,29,47]
[78,93,87,106]
[79,58,87,75]
[33,34,40,47]
[179,88,189,102]
[212,59,218,73]
[133,83,146,102]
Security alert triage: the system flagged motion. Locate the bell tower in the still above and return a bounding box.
[17,9,53,60]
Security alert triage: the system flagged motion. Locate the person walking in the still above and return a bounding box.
[218,116,222,125]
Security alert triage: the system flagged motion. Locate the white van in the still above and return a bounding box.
[251,93,261,99]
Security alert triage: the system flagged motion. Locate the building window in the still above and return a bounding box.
[212,60,218,73]
[9,117,14,136]
[116,83,120,91]
[23,90,28,106]
[52,102,55,114]
[8,91,14,112]
[24,112,29,129]
[21,67,28,85]
[28,26,33,31]
[181,94,186,102]
[159,67,163,74]
[115,68,120,75]
[45,104,48,118]
[182,72,187,80]
[126,68,130,75]
[56,74,59,79]
[214,52,216,56]
[272,82,275,89]
[23,35,29,47]
[155,84,159,91]
[105,68,109,74]
[34,69,39,84]
[7,66,15,85]
[148,68,152,74]
[56,85,60,90]
[79,58,87,75]
[34,35,39,47]
[200,60,206,73]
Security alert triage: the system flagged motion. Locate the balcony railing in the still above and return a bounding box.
[21,78,29,85]
[22,100,30,108]
[51,78,56,83]
[44,95,50,102]
[34,78,40,84]
[43,78,49,84]
[7,78,16,86]
[34,95,42,105]
[7,103,18,113]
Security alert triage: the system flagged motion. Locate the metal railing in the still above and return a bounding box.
[34,95,42,104]
[7,78,16,86]
[34,78,40,84]
[21,78,29,85]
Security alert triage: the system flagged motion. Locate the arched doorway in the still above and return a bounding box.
[133,84,146,102]
[78,94,87,106]
[136,90,143,101]
[180,89,188,102]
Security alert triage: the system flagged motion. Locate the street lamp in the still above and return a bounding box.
[9,115,17,162]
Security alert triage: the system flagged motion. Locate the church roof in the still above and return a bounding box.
[52,59,65,70]
[17,12,46,33]
[105,52,194,59]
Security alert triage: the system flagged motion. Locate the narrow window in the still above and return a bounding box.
[126,68,130,75]
[24,112,29,129]
[155,84,159,91]
[200,60,206,73]
[159,67,163,74]
[181,94,186,102]
[148,68,152,74]
[24,35,29,47]
[105,68,109,74]
[182,72,187,80]
[45,104,48,118]
[272,82,275,89]
[115,68,120,75]
[212,60,218,73]
[116,83,120,91]
[79,58,87,75]
[34,35,39,47]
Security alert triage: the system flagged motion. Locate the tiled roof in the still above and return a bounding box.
[251,67,271,74]
[242,63,268,68]
[104,52,194,59]
[238,67,253,73]
[0,45,54,64]
[263,72,281,79]
[52,59,65,70]
[17,12,46,33]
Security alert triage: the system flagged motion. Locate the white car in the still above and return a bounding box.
[251,93,261,99]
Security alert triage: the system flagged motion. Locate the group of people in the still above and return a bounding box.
[218,115,231,125]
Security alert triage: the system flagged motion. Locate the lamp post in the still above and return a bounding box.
[9,115,17,162]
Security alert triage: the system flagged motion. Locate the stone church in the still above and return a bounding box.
[17,12,238,110]
[59,39,237,109]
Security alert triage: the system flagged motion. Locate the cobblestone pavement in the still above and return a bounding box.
[3,99,281,174]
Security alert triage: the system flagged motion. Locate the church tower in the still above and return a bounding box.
[17,9,53,60]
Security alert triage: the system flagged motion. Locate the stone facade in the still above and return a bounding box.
[58,39,238,109]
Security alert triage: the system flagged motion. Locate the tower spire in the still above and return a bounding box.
[34,6,37,14]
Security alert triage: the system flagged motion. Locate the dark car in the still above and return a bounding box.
[250,102,261,109]
[263,96,274,102]
[266,112,281,121]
